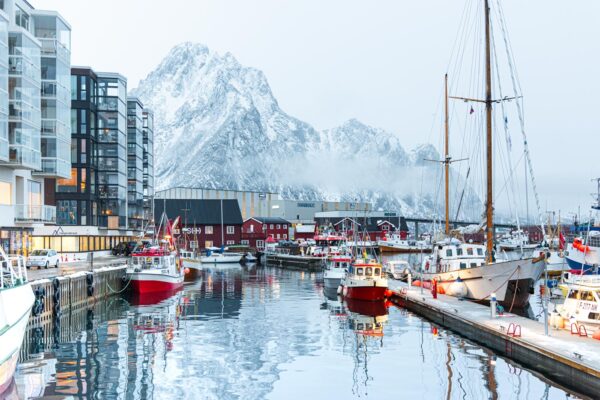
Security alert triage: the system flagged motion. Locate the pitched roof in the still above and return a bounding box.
[251,217,291,225]
[154,199,243,225]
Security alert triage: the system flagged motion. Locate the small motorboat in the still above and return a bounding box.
[384,259,412,280]
[242,252,257,263]
[323,255,351,290]
[555,275,600,333]
[339,257,388,301]
[200,247,243,264]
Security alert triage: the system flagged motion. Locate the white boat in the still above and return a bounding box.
[497,229,539,252]
[323,255,351,290]
[384,259,412,280]
[180,250,202,270]
[563,234,600,274]
[200,248,243,264]
[0,247,35,395]
[243,252,257,263]
[421,239,544,308]
[545,250,568,274]
[378,233,431,253]
[555,276,600,333]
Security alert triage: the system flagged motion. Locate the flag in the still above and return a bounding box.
[469,106,474,114]
[559,232,566,250]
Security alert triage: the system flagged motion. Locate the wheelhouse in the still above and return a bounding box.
[348,260,383,280]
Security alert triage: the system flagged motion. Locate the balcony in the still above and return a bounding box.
[14,204,56,224]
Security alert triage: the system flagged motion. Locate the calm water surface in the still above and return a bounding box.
[13,262,582,399]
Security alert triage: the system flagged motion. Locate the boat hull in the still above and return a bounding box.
[128,273,184,294]
[324,277,342,290]
[200,255,242,264]
[345,286,388,301]
[565,256,598,274]
[0,284,34,395]
[379,245,431,253]
[421,258,543,308]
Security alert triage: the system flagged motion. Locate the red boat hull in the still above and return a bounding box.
[130,276,183,294]
[345,286,387,301]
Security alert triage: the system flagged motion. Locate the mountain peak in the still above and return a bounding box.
[133,42,481,218]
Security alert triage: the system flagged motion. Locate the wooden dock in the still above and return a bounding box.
[389,281,600,399]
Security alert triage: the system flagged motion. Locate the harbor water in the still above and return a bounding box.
[13,263,583,399]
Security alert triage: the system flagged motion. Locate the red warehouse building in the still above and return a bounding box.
[241,217,291,250]
[154,199,243,250]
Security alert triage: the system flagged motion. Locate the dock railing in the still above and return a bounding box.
[0,247,28,289]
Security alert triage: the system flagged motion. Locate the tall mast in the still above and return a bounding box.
[444,74,450,235]
[484,0,494,263]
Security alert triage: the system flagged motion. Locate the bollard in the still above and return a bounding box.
[432,280,438,299]
[490,292,497,318]
[408,272,412,288]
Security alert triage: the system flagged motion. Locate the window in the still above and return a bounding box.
[382,225,389,231]
[226,240,234,245]
[283,224,287,229]
[357,267,364,275]
[57,168,77,192]
[366,267,372,276]
[0,181,11,205]
[269,224,274,229]
[477,248,484,256]
[241,240,249,245]
[445,249,453,257]
[470,263,477,268]
[226,226,235,235]
[276,224,280,229]
[205,226,213,235]
[283,234,287,239]
[568,290,580,299]
[457,248,463,256]
[256,240,264,249]
[277,234,280,239]
[467,247,474,256]
[205,240,213,249]
[374,268,380,276]
[460,262,467,269]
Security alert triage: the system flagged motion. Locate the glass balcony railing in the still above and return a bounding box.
[14,204,56,223]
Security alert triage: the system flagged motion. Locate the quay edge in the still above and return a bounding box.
[390,282,600,399]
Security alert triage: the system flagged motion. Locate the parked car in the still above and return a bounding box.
[112,241,138,256]
[27,249,60,269]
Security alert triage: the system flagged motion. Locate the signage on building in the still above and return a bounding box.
[182,227,202,234]
[297,202,315,208]
[259,193,267,199]
[52,227,80,236]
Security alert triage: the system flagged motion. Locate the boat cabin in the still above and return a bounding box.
[348,260,383,280]
[130,247,178,271]
[561,282,600,326]
[349,315,388,336]
[328,257,352,271]
[427,242,486,273]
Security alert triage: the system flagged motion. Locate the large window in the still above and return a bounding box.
[205,226,213,235]
[57,200,77,225]
[226,226,235,235]
[28,180,41,206]
[57,168,77,192]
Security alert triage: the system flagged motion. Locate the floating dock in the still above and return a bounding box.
[389,281,600,399]
[264,253,325,271]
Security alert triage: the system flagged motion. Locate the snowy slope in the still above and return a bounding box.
[132,42,481,218]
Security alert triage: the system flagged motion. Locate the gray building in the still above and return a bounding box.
[96,72,127,229]
[142,108,153,225]
[270,200,372,224]
[126,97,144,230]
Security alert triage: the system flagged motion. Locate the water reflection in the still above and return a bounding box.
[13,265,585,399]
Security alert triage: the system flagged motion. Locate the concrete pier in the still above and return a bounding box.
[389,281,600,399]
[20,265,128,361]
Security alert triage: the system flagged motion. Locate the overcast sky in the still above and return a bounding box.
[37,0,600,220]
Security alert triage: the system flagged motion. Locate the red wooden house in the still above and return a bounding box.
[154,199,243,250]
[294,224,316,241]
[241,217,291,250]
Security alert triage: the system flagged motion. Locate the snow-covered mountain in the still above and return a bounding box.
[132,42,481,217]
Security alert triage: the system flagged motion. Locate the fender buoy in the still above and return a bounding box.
[413,280,422,287]
[384,289,393,298]
[593,330,600,340]
[184,268,190,274]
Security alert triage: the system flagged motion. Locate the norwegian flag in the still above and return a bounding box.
[559,232,566,250]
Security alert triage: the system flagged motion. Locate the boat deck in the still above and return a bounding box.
[389,280,600,398]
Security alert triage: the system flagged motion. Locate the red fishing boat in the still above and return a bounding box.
[339,257,389,301]
[127,247,184,294]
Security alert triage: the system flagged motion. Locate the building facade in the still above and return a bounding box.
[241,217,291,249]
[96,72,127,229]
[142,108,153,226]
[0,1,71,255]
[126,97,143,231]
[154,199,243,250]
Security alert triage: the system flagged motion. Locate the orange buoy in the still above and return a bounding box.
[540,285,545,295]
[184,268,190,274]
[384,300,392,308]
[384,289,393,298]
[593,330,600,340]
[413,280,422,287]
[437,285,445,295]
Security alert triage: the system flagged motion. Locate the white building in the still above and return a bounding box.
[0,0,71,255]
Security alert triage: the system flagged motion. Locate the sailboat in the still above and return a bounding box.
[420,1,544,309]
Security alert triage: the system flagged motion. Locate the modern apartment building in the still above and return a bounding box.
[142,109,153,226]
[126,97,144,231]
[0,0,71,255]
